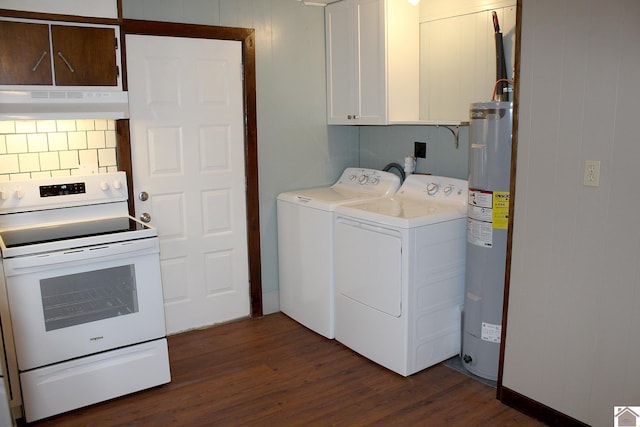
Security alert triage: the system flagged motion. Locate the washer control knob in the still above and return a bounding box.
[358,175,369,185]
[350,175,357,181]
[426,182,439,195]
[100,181,110,191]
[370,177,380,185]
[0,190,7,200]
[14,190,24,199]
[443,185,454,196]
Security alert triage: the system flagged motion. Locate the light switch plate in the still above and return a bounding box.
[583,160,601,187]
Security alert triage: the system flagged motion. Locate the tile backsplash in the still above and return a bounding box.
[0,119,118,182]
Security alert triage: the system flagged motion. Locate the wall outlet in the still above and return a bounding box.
[414,141,427,158]
[583,160,600,187]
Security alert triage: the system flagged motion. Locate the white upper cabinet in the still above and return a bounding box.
[325,0,419,125]
[419,4,516,122]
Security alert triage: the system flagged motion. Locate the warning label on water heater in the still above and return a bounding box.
[481,322,502,343]
[467,189,510,248]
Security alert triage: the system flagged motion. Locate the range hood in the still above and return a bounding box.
[0,89,129,121]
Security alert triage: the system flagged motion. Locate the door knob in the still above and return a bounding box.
[139,191,149,201]
[140,212,151,223]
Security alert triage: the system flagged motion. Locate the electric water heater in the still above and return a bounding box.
[462,101,513,381]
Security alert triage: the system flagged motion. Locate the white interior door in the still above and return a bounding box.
[125,34,249,334]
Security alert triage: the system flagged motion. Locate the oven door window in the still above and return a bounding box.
[41,265,139,331]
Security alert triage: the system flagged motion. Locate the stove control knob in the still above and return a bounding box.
[113,180,122,190]
[14,190,24,199]
[0,190,7,200]
[359,175,369,185]
[100,181,110,191]
[426,182,439,195]
[443,185,454,196]
[140,212,152,223]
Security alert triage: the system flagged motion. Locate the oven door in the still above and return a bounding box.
[2,238,166,371]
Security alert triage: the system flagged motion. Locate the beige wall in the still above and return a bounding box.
[502,1,640,426]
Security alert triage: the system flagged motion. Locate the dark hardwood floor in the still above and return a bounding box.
[24,313,545,426]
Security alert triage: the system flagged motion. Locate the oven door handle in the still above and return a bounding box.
[3,238,159,276]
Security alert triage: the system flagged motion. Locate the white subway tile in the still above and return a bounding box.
[98,148,117,167]
[59,150,79,169]
[76,120,95,131]
[94,120,108,131]
[15,121,36,133]
[39,151,60,171]
[0,135,5,154]
[51,169,71,177]
[10,173,31,180]
[31,171,52,179]
[6,134,28,153]
[107,120,115,131]
[56,120,76,131]
[0,175,9,183]
[79,149,98,166]
[0,154,19,173]
[36,120,56,133]
[0,121,15,134]
[27,133,48,152]
[87,131,106,149]
[105,131,116,148]
[68,132,88,149]
[48,133,68,151]
[18,153,40,172]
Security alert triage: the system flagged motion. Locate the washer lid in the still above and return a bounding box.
[276,167,401,211]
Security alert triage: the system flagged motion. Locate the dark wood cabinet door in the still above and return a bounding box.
[51,25,118,87]
[0,20,53,85]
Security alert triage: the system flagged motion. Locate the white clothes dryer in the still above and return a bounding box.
[333,175,468,376]
[277,168,401,339]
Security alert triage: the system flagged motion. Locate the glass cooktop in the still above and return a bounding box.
[0,216,152,249]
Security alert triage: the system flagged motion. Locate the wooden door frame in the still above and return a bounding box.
[117,19,262,317]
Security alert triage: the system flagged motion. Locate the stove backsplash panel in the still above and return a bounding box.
[0,119,117,182]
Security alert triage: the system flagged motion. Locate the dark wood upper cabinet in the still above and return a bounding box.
[51,25,118,87]
[0,20,53,85]
[0,19,120,88]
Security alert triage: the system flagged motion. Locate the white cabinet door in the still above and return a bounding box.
[126,35,250,334]
[326,0,418,125]
[356,0,386,125]
[326,0,356,124]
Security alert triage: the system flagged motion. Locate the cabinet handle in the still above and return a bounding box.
[32,51,48,72]
[57,52,75,73]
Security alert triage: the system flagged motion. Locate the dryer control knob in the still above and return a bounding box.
[426,182,439,195]
[100,181,110,191]
[14,189,24,199]
[370,177,379,185]
[443,185,454,195]
[359,175,369,185]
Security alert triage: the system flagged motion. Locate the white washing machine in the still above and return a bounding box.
[277,168,401,339]
[333,174,468,376]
